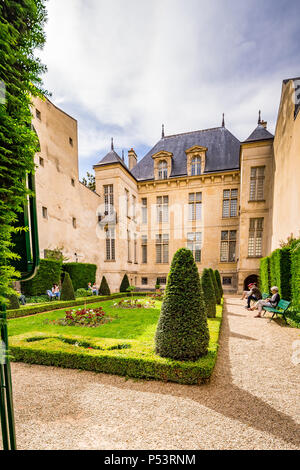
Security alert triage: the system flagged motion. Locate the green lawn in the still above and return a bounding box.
[8,298,223,385]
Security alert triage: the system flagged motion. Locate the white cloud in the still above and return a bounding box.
[39,0,300,172]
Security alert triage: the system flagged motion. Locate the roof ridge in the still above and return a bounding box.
[163,126,224,139]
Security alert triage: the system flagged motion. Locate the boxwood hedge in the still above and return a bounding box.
[21,259,62,296]
[269,248,291,300]
[62,263,97,291]
[259,256,270,294]
[291,244,300,311]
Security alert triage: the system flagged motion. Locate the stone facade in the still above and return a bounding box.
[31,78,300,293]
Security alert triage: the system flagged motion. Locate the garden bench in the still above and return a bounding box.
[262,299,291,323]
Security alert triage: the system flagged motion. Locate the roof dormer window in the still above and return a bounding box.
[152,150,173,180]
[191,156,201,176]
[186,146,207,176]
[158,160,168,180]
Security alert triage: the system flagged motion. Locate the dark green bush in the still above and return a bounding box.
[25,295,50,304]
[209,268,221,304]
[214,270,223,298]
[291,244,300,311]
[62,263,97,291]
[120,274,130,293]
[201,268,217,318]
[270,248,291,300]
[7,294,20,310]
[155,248,209,361]
[75,288,90,298]
[60,272,75,301]
[99,276,110,295]
[21,259,62,296]
[259,256,270,294]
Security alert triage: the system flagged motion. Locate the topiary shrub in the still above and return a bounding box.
[21,259,62,296]
[60,272,75,301]
[259,256,270,294]
[155,248,209,361]
[75,288,89,298]
[209,268,221,304]
[99,276,110,295]
[120,274,130,293]
[7,294,20,310]
[291,243,300,311]
[270,248,291,300]
[201,268,217,318]
[62,263,97,291]
[214,270,223,298]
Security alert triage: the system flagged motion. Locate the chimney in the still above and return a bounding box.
[261,120,267,129]
[128,148,137,170]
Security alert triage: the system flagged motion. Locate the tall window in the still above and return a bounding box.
[141,235,147,263]
[158,160,168,180]
[134,234,137,263]
[187,232,202,262]
[132,195,136,220]
[156,196,169,223]
[156,234,169,263]
[222,189,238,217]
[125,189,129,217]
[220,230,236,262]
[189,193,202,220]
[127,230,131,262]
[104,185,114,215]
[106,228,115,261]
[250,167,265,201]
[142,198,147,224]
[191,156,201,176]
[248,218,263,257]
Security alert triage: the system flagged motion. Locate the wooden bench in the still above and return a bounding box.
[262,299,291,323]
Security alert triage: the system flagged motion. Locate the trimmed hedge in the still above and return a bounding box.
[6,293,154,319]
[155,248,209,361]
[7,294,20,310]
[120,274,130,293]
[62,263,97,291]
[269,248,291,300]
[291,244,300,311]
[201,268,217,318]
[209,268,221,305]
[214,270,223,298]
[99,276,110,295]
[21,259,62,296]
[60,272,75,301]
[259,256,270,294]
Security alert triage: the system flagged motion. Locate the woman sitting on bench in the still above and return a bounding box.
[250,286,280,318]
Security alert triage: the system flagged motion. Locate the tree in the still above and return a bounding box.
[81,172,95,191]
[209,268,221,304]
[99,276,110,295]
[0,0,47,302]
[120,274,130,293]
[214,269,223,298]
[155,248,209,361]
[60,272,75,301]
[201,268,216,318]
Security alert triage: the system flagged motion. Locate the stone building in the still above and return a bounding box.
[31,77,300,293]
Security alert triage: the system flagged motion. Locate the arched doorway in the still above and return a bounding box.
[244,274,258,290]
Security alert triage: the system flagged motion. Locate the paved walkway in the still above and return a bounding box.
[7,296,300,450]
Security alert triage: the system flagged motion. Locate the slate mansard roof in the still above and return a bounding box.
[94,149,128,170]
[244,124,274,143]
[131,126,241,181]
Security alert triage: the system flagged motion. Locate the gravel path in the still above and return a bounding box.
[5,296,300,450]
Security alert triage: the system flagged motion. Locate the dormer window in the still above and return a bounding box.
[158,160,168,180]
[191,156,201,176]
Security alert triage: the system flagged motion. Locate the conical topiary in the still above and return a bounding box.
[209,268,221,304]
[99,276,110,295]
[120,274,130,293]
[201,268,217,318]
[214,269,223,299]
[60,272,75,301]
[7,294,20,310]
[155,248,209,361]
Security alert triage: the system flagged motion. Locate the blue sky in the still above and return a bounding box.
[39,0,300,179]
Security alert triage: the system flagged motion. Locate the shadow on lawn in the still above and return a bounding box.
[97,300,300,448]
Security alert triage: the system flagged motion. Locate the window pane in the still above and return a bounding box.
[229,241,236,262]
[221,231,228,240]
[220,241,228,261]
[230,198,237,217]
[223,199,230,217]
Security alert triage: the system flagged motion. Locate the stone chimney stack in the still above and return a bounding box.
[261,120,267,129]
[128,148,137,170]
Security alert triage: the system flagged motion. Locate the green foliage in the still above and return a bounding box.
[155,248,209,361]
[120,274,130,293]
[0,0,47,302]
[214,270,223,298]
[25,295,50,303]
[21,259,62,296]
[7,294,20,310]
[201,269,217,318]
[270,248,291,300]
[209,268,221,304]
[99,276,110,295]
[81,171,95,191]
[62,263,97,291]
[75,288,90,298]
[60,272,75,301]
[259,257,270,293]
[291,244,300,311]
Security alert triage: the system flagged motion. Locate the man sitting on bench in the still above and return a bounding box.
[245,284,262,310]
[250,286,280,318]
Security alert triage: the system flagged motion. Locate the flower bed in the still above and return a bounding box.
[113,298,155,309]
[45,307,112,328]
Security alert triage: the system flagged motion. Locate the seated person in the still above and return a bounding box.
[240,283,255,300]
[47,284,61,300]
[250,286,280,318]
[245,284,262,309]
[14,287,26,305]
[92,282,98,296]
[87,282,93,294]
